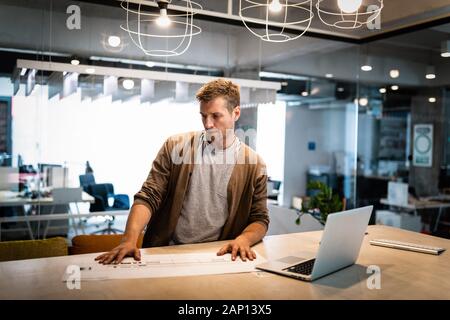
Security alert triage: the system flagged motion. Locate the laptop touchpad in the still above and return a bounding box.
[277,256,306,264]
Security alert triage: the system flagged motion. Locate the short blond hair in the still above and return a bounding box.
[196,79,240,113]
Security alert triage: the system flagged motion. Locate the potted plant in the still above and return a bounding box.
[295,181,343,225]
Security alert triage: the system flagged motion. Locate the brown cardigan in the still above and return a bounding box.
[133,131,270,248]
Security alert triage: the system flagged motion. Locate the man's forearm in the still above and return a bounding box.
[121,204,152,244]
[237,221,267,246]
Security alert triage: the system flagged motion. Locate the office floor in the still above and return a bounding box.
[67,214,128,239]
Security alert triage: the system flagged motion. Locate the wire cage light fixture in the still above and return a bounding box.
[239,0,384,43]
[120,0,202,57]
[239,0,314,43]
[316,0,384,30]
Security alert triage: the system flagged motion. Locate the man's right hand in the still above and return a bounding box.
[94,241,141,264]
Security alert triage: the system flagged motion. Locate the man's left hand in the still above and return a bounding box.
[216,236,256,261]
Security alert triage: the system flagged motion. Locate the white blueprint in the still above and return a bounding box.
[62,252,266,281]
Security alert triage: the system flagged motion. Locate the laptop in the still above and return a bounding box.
[256,205,373,281]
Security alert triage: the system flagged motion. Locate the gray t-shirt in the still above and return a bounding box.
[172,133,241,244]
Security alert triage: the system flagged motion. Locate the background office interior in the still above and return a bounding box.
[0,0,450,241]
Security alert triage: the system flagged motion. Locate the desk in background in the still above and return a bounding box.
[0,225,449,299]
[380,198,450,233]
[0,191,95,240]
[0,191,94,207]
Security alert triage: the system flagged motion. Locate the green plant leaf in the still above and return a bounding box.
[304,181,343,224]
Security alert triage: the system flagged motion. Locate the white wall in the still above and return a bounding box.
[12,84,204,201]
[256,102,286,176]
[282,104,355,207]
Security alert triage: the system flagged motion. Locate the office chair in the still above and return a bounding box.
[79,173,96,193]
[272,180,281,191]
[86,183,129,234]
[69,233,144,255]
[79,174,110,229]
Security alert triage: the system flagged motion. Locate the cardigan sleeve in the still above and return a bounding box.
[247,159,270,229]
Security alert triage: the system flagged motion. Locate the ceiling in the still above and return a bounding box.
[0,0,449,86]
[106,0,450,41]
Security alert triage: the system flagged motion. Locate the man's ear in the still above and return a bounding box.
[233,106,241,122]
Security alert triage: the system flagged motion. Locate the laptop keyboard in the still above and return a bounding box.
[284,259,316,275]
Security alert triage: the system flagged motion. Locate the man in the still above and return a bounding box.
[95,79,269,264]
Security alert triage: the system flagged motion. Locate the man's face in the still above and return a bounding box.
[200,96,240,142]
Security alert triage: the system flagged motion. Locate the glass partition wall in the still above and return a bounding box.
[355,24,450,237]
[4,0,446,241]
[0,0,285,240]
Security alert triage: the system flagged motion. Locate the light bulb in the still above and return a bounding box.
[156,8,171,27]
[337,0,362,13]
[269,0,282,13]
[359,97,368,106]
[108,35,121,47]
[361,65,372,72]
[391,85,399,91]
[122,79,135,90]
[71,59,80,66]
[425,65,436,80]
[325,73,333,78]
[389,69,400,78]
[429,97,436,103]
[301,91,309,97]
[379,88,386,94]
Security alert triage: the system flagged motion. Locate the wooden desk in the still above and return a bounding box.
[0,225,449,299]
